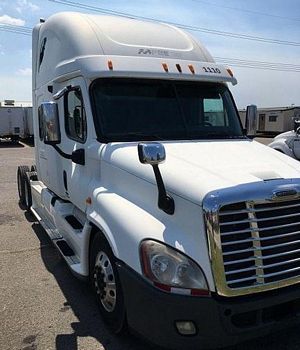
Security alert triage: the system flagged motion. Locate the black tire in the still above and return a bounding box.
[17,165,30,205]
[90,233,126,334]
[11,136,19,144]
[24,172,33,211]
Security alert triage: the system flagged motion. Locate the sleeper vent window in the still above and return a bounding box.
[38,38,47,71]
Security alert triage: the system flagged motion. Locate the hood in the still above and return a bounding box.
[102,139,300,204]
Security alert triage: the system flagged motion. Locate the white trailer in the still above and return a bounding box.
[17,12,300,349]
[0,106,25,141]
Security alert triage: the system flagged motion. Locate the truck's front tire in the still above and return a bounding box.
[90,234,126,334]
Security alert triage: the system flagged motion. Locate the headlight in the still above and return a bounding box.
[140,240,209,296]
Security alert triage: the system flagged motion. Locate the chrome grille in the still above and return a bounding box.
[219,199,300,289]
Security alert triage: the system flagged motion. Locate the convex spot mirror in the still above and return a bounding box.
[138,142,166,165]
[245,105,257,138]
[39,102,61,144]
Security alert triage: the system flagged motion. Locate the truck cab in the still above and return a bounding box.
[17,12,300,349]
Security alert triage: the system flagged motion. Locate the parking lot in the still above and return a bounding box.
[1,138,300,350]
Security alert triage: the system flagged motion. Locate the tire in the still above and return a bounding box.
[11,136,19,144]
[90,234,126,334]
[17,165,30,205]
[24,172,33,211]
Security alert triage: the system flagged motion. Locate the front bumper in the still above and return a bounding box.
[117,262,300,349]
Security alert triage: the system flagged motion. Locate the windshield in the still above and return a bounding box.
[91,79,244,142]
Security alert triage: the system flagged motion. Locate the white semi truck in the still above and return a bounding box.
[17,12,300,349]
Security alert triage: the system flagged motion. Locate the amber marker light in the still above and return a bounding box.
[86,197,92,205]
[108,60,113,70]
[188,64,195,74]
[176,64,182,73]
[227,68,234,77]
[162,63,169,72]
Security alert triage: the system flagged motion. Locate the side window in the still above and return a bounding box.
[269,115,278,122]
[65,88,87,142]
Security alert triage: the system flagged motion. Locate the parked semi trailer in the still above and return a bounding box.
[0,106,25,142]
[17,12,300,349]
[0,105,33,142]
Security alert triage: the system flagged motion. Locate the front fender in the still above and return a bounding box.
[85,187,216,291]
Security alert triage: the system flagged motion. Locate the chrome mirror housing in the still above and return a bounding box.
[138,142,166,165]
[245,105,257,138]
[39,102,61,144]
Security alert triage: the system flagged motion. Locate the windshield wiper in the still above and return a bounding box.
[205,133,245,139]
[110,132,163,141]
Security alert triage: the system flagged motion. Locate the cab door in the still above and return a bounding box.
[59,77,89,211]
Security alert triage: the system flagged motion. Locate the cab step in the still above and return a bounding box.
[54,239,80,265]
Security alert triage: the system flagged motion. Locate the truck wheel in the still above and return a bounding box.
[11,136,19,144]
[90,234,126,334]
[17,165,30,205]
[23,172,33,210]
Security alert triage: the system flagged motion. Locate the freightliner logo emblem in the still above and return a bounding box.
[138,48,170,56]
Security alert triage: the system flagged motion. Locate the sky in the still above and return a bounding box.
[0,0,299,108]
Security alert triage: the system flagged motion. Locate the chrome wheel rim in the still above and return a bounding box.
[94,251,117,312]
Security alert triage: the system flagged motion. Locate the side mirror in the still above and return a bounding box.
[138,142,166,165]
[40,102,61,144]
[245,105,257,138]
[294,119,300,133]
[138,142,174,215]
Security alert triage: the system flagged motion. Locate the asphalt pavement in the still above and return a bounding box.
[1,138,300,350]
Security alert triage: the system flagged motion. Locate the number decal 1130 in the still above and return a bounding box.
[202,67,221,74]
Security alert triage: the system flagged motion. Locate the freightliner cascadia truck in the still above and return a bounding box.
[17,12,300,349]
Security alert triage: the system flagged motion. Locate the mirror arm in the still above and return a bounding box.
[53,85,73,100]
[52,144,72,159]
[152,164,175,215]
